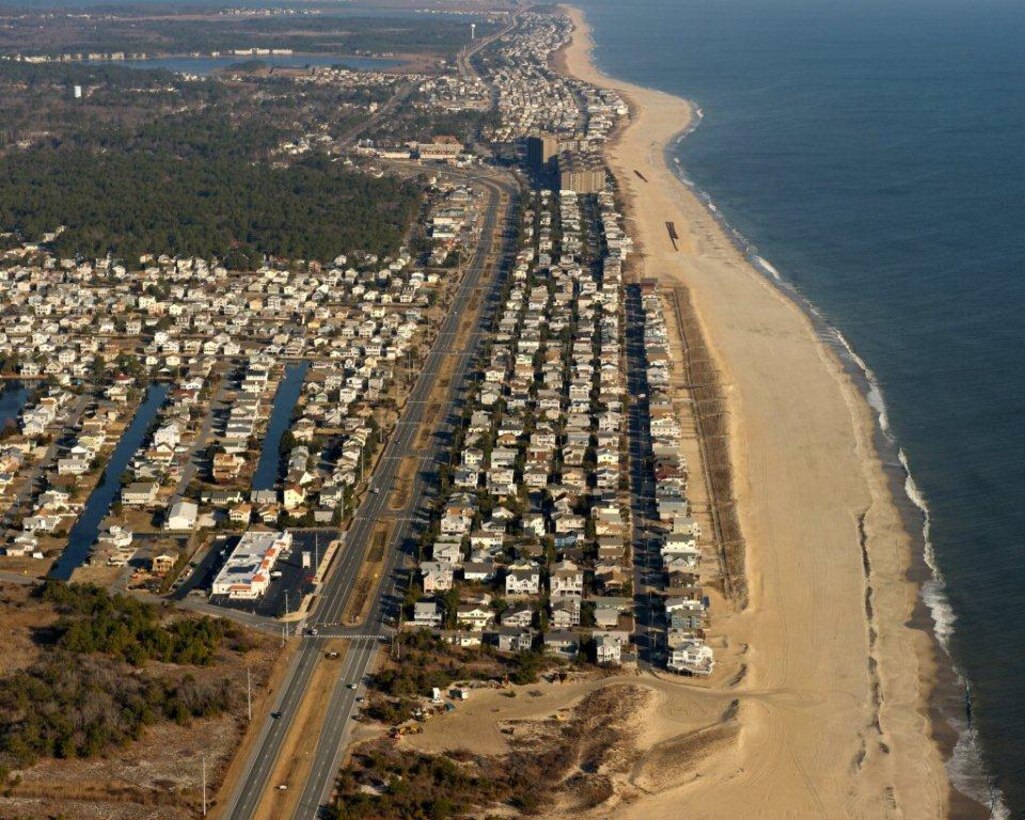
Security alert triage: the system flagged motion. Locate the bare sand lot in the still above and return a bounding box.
[554,6,953,818]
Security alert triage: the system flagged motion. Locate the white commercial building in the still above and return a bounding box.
[211,530,291,599]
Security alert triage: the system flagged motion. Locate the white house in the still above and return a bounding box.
[505,567,541,596]
[165,499,199,531]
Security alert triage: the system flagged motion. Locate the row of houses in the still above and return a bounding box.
[410,175,638,664]
[639,282,715,678]
[484,15,581,146]
[0,391,73,517]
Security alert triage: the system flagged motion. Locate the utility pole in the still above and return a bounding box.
[284,589,289,615]
[246,667,252,722]
[394,607,403,660]
[202,754,207,817]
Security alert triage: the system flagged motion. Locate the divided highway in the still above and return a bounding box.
[222,169,520,820]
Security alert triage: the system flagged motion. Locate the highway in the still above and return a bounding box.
[456,11,518,82]
[221,168,519,820]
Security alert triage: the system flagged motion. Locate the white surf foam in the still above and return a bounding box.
[753,254,783,282]
[832,328,891,434]
[948,721,1011,819]
[662,113,1005,815]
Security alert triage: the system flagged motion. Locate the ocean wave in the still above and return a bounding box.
[895,447,957,648]
[753,254,783,282]
[661,115,1006,818]
[831,328,891,433]
[948,714,1011,819]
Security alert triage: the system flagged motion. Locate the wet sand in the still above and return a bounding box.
[559,5,951,817]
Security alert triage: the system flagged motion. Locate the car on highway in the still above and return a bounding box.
[325,651,340,659]
[346,683,358,690]
[307,627,318,636]
[370,486,380,494]
[271,711,282,719]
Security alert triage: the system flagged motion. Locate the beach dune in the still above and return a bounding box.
[559,6,951,817]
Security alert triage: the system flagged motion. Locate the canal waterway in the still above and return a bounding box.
[0,381,29,428]
[252,361,309,492]
[50,383,170,581]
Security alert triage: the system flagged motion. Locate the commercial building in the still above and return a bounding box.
[211,530,291,599]
[416,135,464,162]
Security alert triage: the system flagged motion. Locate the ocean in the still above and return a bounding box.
[576,0,1025,814]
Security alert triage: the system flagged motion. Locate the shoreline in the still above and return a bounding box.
[666,136,996,816]
[558,5,968,816]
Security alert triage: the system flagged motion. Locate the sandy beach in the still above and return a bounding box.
[557,6,952,817]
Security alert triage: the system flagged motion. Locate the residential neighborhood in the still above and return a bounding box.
[0,178,487,614]
[0,7,741,818]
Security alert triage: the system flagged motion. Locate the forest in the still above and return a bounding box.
[0,55,424,264]
[0,146,420,263]
[0,656,234,769]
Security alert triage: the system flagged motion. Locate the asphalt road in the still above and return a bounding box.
[172,361,232,500]
[290,175,519,820]
[221,169,519,820]
[625,282,665,666]
[456,12,518,82]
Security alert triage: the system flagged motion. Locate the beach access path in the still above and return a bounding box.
[558,5,951,818]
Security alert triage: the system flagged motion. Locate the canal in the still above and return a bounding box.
[252,361,309,491]
[0,381,29,429]
[50,382,170,581]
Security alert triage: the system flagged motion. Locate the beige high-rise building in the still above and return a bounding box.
[557,152,606,194]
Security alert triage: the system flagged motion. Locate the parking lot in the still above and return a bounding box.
[183,528,337,619]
